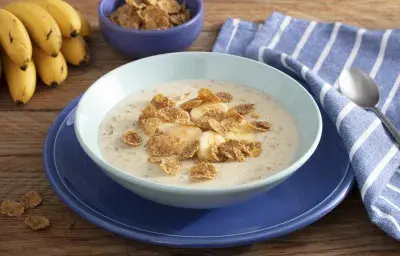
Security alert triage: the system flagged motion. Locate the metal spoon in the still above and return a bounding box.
[338,68,400,145]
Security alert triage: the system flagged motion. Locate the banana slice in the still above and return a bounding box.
[197,131,226,162]
[190,102,229,123]
[157,123,202,145]
[225,120,257,141]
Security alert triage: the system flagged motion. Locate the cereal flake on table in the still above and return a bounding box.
[24,215,50,231]
[0,200,25,217]
[20,191,42,209]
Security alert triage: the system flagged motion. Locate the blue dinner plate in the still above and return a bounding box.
[44,96,354,248]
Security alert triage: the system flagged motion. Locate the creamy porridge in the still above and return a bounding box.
[98,80,299,188]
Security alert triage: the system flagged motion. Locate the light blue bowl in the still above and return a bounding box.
[74,52,322,209]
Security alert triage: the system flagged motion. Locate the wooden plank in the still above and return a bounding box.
[0,156,399,255]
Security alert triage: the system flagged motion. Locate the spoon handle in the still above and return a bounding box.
[372,107,400,145]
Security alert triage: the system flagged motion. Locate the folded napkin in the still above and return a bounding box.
[212,12,400,240]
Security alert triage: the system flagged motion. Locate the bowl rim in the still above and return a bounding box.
[98,0,204,35]
[74,52,323,195]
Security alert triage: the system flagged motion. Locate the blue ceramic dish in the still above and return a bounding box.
[98,0,204,59]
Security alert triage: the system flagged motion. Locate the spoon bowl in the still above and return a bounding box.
[338,68,380,108]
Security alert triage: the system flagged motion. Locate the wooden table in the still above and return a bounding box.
[1,0,400,255]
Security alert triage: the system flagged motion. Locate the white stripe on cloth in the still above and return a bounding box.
[225,19,240,53]
[370,30,393,79]
[387,183,400,194]
[336,102,356,131]
[361,144,399,201]
[267,16,292,49]
[301,66,309,79]
[312,22,342,73]
[380,196,400,212]
[280,53,296,73]
[382,74,400,113]
[258,16,292,62]
[333,28,366,89]
[291,21,317,59]
[319,83,331,107]
[372,206,400,233]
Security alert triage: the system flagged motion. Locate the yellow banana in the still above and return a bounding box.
[76,9,91,39]
[0,9,32,70]
[61,36,90,66]
[4,2,62,57]
[1,52,36,104]
[32,44,68,87]
[24,0,81,38]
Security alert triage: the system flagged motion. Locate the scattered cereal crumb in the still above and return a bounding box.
[157,107,191,124]
[20,191,42,209]
[190,162,217,180]
[231,104,255,115]
[160,157,181,176]
[122,130,142,146]
[251,111,261,119]
[146,134,180,156]
[179,140,199,159]
[0,200,25,217]
[197,88,222,103]
[151,94,176,109]
[139,117,162,135]
[24,215,50,231]
[180,98,204,111]
[215,92,233,103]
[248,121,272,132]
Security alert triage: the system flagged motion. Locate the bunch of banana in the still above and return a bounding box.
[0,0,92,104]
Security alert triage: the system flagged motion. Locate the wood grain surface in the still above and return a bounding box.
[0,0,400,255]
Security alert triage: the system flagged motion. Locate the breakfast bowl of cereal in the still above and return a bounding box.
[98,0,203,58]
[74,52,322,209]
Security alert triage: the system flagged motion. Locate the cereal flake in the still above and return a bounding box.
[0,200,25,217]
[160,157,181,176]
[146,134,180,156]
[139,117,162,135]
[151,94,176,109]
[241,140,262,157]
[231,104,255,115]
[122,130,142,146]
[142,104,158,117]
[179,140,199,159]
[148,156,163,163]
[24,215,50,231]
[215,92,233,103]
[157,107,191,124]
[197,88,222,103]
[248,121,272,132]
[190,162,217,180]
[180,98,204,111]
[217,140,248,162]
[20,191,42,209]
[157,0,181,14]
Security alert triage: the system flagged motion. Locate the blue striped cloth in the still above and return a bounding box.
[212,12,400,240]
